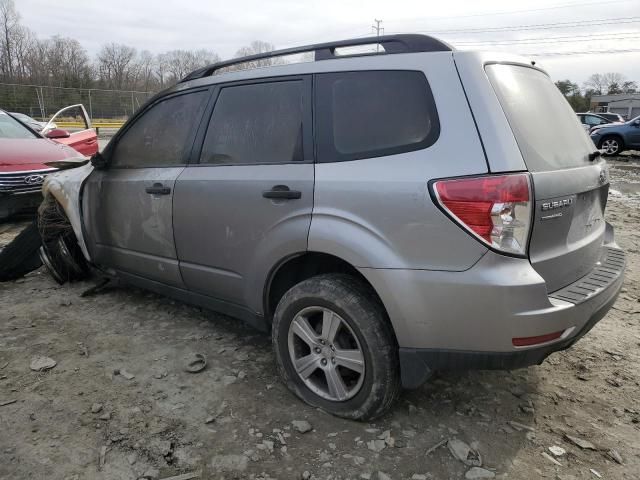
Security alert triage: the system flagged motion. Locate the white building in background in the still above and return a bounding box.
[591,93,640,120]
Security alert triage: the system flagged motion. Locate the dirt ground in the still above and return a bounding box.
[1,157,639,480]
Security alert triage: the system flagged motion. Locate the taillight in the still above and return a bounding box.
[433,173,532,256]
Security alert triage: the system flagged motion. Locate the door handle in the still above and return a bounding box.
[145,183,171,195]
[262,185,302,200]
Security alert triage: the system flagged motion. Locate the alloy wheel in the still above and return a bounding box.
[287,306,365,402]
[601,138,620,155]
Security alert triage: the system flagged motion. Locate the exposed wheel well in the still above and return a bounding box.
[265,252,389,323]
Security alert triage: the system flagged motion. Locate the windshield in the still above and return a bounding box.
[486,64,594,172]
[11,112,32,122]
[0,111,38,139]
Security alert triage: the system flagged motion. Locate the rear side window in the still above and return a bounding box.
[316,70,439,163]
[486,64,594,172]
[200,81,304,165]
[111,90,208,168]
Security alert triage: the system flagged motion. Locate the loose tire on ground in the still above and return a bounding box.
[0,221,42,282]
[272,273,401,420]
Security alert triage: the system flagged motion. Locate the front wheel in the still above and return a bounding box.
[272,273,400,420]
[599,136,623,156]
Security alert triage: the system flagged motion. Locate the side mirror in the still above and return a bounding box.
[90,152,108,169]
[633,119,640,127]
[45,128,71,139]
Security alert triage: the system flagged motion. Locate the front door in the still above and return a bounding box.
[83,89,210,287]
[173,77,314,312]
[43,104,98,156]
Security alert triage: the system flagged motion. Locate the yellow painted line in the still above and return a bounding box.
[55,122,125,128]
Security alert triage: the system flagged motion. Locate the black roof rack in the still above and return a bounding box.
[181,34,452,83]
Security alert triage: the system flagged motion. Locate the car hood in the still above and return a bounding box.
[592,123,620,131]
[0,138,79,172]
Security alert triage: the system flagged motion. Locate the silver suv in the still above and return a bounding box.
[40,35,626,420]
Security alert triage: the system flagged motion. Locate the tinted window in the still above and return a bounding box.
[200,81,304,165]
[0,111,37,139]
[486,64,594,172]
[111,91,208,168]
[316,71,439,162]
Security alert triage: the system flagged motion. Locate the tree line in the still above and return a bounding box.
[555,73,637,112]
[0,0,279,92]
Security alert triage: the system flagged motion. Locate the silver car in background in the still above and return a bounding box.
[39,34,625,420]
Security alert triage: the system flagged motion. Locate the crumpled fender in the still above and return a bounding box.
[41,163,94,261]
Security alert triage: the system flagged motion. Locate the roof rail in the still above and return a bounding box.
[180,34,453,83]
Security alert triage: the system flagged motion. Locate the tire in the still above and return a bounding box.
[599,136,624,156]
[0,221,42,282]
[272,273,401,420]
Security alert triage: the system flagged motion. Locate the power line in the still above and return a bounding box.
[454,31,640,44]
[396,0,639,22]
[455,34,640,46]
[526,48,640,56]
[404,16,640,34]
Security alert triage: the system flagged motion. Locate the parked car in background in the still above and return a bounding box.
[577,112,615,132]
[593,111,626,123]
[590,115,640,155]
[7,104,98,156]
[0,109,82,220]
[42,104,98,156]
[9,112,56,132]
[36,34,625,420]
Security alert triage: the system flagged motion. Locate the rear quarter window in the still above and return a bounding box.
[316,70,440,162]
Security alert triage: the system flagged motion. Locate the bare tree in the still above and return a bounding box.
[135,50,156,91]
[161,49,220,84]
[97,43,137,90]
[585,72,627,95]
[0,0,23,79]
[229,40,284,71]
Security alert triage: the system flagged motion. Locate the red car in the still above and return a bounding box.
[36,104,99,157]
[0,109,89,220]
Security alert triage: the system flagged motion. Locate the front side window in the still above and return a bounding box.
[0,111,38,139]
[316,70,439,163]
[200,80,305,165]
[111,91,208,168]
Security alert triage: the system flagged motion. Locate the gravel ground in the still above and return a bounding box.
[0,158,639,480]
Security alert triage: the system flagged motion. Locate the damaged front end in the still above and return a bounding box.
[38,161,93,284]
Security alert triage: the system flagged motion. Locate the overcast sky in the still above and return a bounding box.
[17,0,640,84]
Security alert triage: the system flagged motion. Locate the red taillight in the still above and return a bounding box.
[512,330,564,347]
[433,174,532,255]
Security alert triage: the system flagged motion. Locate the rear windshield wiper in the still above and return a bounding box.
[588,151,601,162]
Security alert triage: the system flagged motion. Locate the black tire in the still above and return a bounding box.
[0,221,42,281]
[272,273,401,420]
[599,135,624,156]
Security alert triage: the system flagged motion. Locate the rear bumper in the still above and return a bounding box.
[398,276,621,388]
[358,232,625,389]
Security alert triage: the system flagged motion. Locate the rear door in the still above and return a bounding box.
[83,89,209,287]
[484,63,609,291]
[173,76,314,311]
[43,104,98,156]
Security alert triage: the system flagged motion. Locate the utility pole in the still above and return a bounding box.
[372,19,384,52]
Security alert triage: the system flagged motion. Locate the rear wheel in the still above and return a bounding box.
[272,273,400,420]
[599,136,623,156]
